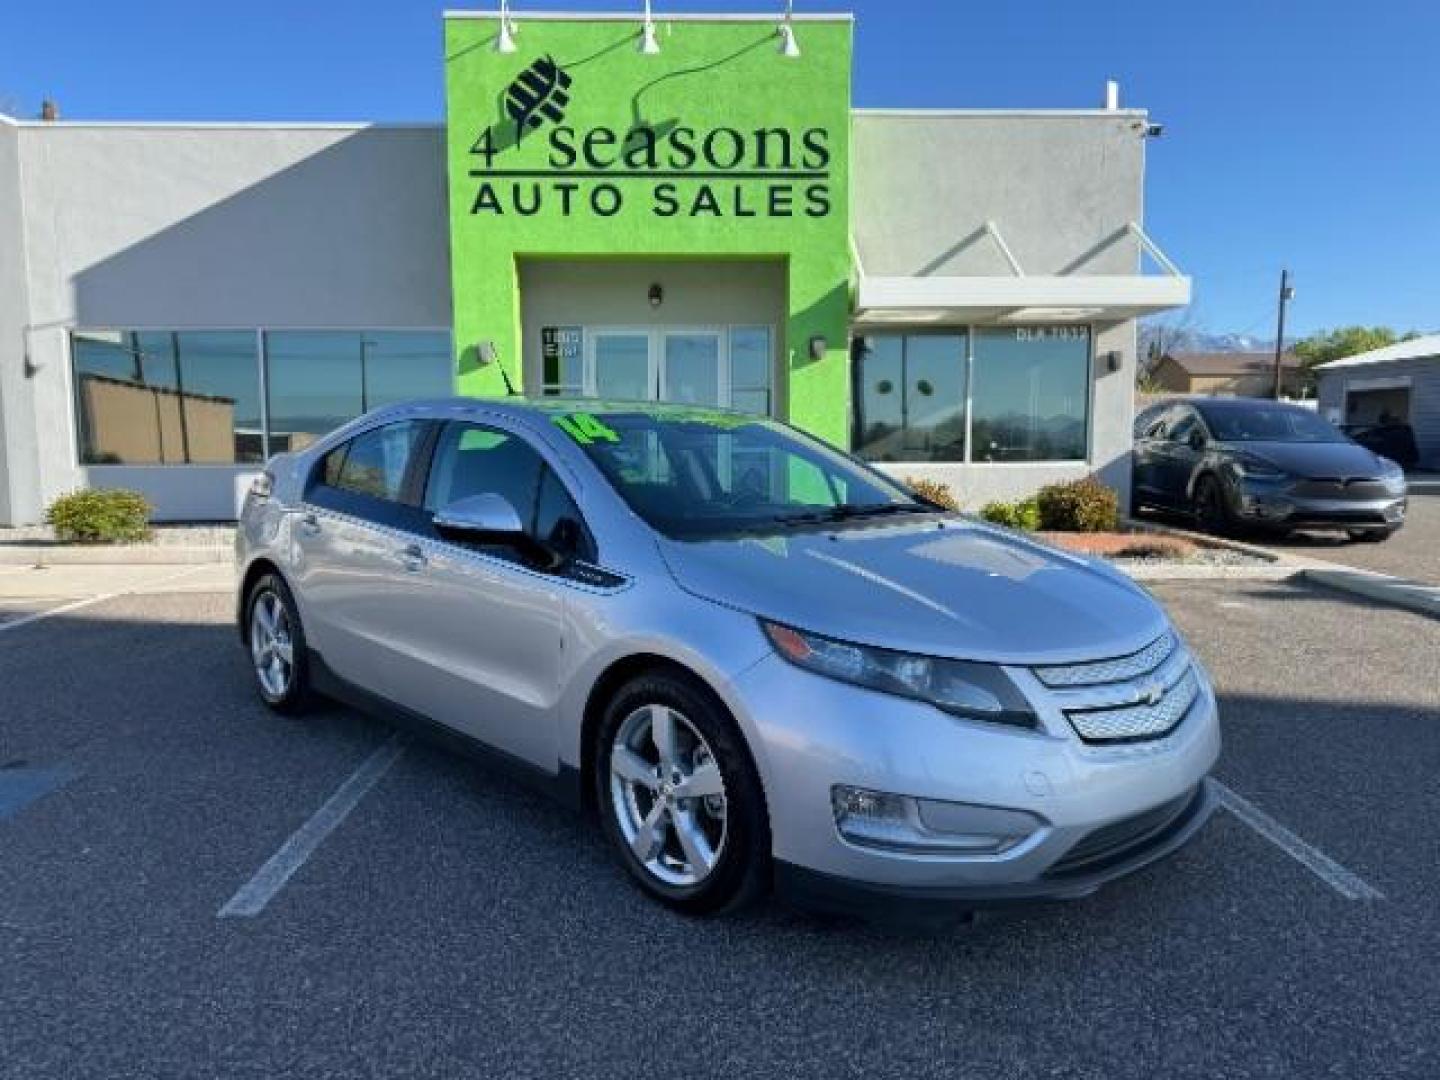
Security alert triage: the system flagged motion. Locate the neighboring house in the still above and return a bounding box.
[1148,351,1305,397]
[1315,334,1440,469]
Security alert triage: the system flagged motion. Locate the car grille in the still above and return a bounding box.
[1033,632,1177,688]
[1044,786,1200,879]
[1031,631,1200,745]
[1292,478,1390,501]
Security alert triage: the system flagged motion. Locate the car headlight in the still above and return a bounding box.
[1229,455,1288,480]
[761,621,1037,729]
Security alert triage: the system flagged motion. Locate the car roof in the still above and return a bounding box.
[367,396,759,424]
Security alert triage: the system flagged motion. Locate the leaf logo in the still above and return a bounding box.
[505,55,573,141]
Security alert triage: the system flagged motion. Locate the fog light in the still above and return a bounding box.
[831,785,1035,856]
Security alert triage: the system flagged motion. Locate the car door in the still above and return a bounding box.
[290,418,438,697]
[379,420,594,770]
[1156,407,1205,506]
[1131,405,1171,504]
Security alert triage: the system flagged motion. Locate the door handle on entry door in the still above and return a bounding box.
[400,543,427,573]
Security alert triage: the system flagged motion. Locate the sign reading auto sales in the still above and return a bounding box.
[466,55,833,220]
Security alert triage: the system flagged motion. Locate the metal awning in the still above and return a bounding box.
[853,222,1191,325]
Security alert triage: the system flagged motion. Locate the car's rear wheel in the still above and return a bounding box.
[245,573,314,714]
[596,671,769,916]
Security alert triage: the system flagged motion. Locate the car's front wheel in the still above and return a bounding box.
[1347,527,1397,543]
[596,671,770,916]
[1193,475,1233,536]
[245,573,314,714]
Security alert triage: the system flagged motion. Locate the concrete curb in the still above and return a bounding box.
[1119,563,1300,582]
[1300,567,1440,621]
[1119,516,1288,563]
[0,545,230,566]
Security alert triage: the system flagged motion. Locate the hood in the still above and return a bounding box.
[1227,440,1391,478]
[657,518,1169,665]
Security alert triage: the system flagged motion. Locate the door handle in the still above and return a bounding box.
[400,543,427,572]
[298,512,321,536]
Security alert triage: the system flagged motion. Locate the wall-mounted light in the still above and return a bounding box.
[1105,350,1122,373]
[808,334,828,361]
[648,283,664,308]
[495,0,518,54]
[477,340,498,365]
[640,0,661,54]
[778,0,801,58]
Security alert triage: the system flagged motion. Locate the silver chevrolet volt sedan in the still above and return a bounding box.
[237,398,1220,921]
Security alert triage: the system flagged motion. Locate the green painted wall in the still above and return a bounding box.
[443,14,854,445]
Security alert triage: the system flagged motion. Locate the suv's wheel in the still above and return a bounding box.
[596,671,769,916]
[245,573,314,714]
[1193,475,1232,536]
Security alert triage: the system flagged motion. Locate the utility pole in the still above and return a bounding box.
[1272,269,1294,400]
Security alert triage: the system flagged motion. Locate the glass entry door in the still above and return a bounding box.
[576,326,771,413]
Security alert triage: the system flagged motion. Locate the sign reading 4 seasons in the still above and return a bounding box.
[443,14,854,447]
[465,52,835,220]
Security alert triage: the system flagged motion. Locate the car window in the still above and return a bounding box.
[1165,411,1197,444]
[424,423,544,518]
[1134,404,1165,439]
[534,467,596,562]
[332,421,427,502]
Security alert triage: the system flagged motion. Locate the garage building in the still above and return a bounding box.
[1316,334,1440,469]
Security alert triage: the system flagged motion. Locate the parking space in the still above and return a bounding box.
[2,582,1438,1077]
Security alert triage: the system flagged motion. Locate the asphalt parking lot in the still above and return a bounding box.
[2,578,1438,1078]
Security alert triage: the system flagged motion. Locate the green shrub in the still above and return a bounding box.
[979,497,1041,531]
[904,476,961,510]
[1035,477,1119,533]
[45,488,152,544]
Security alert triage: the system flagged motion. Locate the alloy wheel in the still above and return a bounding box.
[609,704,728,887]
[249,590,295,699]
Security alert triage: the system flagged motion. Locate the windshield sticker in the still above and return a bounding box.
[553,413,621,445]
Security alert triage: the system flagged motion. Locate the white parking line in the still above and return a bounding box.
[218,734,409,918]
[0,565,217,633]
[1214,780,1384,901]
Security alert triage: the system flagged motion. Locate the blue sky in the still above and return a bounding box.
[3,0,1437,338]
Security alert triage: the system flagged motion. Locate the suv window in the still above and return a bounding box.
[1165,410,1198,444]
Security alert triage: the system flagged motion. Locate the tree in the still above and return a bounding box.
[1293,326,1419,371]
[1138,308,1201,376]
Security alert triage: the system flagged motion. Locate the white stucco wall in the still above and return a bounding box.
[0,122,450,523]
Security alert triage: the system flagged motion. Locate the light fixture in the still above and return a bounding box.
[808,334,827,361]
[640,0,661,54]
[778,0,800,58]
[476,340,498,365]
[495,0,518,54]
[648,283,664,308]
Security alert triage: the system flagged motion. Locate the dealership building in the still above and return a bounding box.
[0,9,1190,524]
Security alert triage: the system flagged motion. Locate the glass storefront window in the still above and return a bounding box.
[971,327,1090,462]
[264,331,452,453]
[853,333,966,462]
[72,329,452,464]
[71,330,263,465]
[728,327,772,416]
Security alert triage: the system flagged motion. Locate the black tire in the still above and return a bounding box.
[1192,475,1232,537]
[244,573,315,715]
[595,670,770,916]
[1347,527,1396,543]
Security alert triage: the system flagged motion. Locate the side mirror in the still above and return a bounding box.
[1188,429,1206,451]
[434,493,526,544]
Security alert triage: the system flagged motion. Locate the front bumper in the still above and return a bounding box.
[1229,476,1407,530]
[777,779,1217,920]
[726,646,1221,903]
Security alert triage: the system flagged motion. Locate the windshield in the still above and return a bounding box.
[548,408,931,539]
[1198,404,1347,444]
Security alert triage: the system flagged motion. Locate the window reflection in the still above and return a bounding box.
[853,334,966,462]
[72,330,263,465]
[71,329,453,464]
[971,327,1090,462]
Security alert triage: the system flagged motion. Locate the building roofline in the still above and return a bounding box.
[444,9,853,22]
[0,119,444,131]
[854,107,1150,118]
